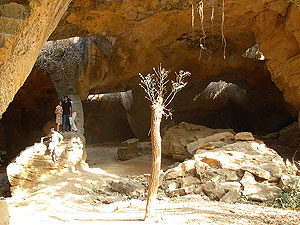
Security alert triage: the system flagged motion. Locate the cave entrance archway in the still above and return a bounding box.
[83,92,135,144]
[0,67,58,167]
[173,78,296,135]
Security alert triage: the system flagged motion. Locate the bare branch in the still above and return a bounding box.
[139,64,190,119]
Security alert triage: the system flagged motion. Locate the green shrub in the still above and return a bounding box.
[91,184,99,194]
[266,189,300,210]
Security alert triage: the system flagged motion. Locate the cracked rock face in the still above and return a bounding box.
[1,0,300,132]
[48,0,300,114]
[0,0,71,118]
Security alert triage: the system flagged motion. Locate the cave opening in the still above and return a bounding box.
[173,79,296,135]
[83,92,135,144]
[0,34,298,167]
[0,67,58,167]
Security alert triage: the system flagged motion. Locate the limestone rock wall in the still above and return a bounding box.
[254,3,300,112]
[50,0,300,115]
[1,0,300,132]
[0,67,58,163]
[0,0,71,119]
[83,93,135,144]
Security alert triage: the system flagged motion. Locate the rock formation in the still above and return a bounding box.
[0,0,71,118]
[0,199,9,225]
[7,132,87,196]
[0,0,300,129]
[254,3,300,112]
[161,122,300,203]
[0,67,58,163]
[83,93,134,144]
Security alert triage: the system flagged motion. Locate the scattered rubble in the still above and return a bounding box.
[117,139,151,161]
[6,121,300,207]
[161,122,300,203]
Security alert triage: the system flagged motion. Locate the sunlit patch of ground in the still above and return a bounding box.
[4,145,300,225]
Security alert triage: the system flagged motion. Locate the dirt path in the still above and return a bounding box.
[4,145,300,225]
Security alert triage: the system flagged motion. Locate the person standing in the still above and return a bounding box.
[62,96,72,132]
[41,127,63,162]
[55,100,63,131]
[68,98,78,132]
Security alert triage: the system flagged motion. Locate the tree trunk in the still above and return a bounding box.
[144,97,163,220]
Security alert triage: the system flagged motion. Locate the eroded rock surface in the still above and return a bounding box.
[7,132,86,196]
[161,122,300,202]
[162,122,235,160]
[0,0,71,118]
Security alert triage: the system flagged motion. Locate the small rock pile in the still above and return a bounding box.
[7,132,87,195]
[117,138,151,161]
[162,122,300,203]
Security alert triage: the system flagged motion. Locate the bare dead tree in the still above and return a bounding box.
[139,64,190,220]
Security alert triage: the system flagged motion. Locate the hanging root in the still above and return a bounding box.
[191,3,195,29]
[221,0,226,59]
[197,0,212,60]
[210,0,215,44]
[198,0,205,60]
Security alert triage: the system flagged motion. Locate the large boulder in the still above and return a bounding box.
[162,122,299,203]
[117,139,151,161]
[162,122,235,161]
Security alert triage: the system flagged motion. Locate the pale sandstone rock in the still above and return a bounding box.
[220,189,241,203]
[199,142,216,150]
[193,187,203,195]
[242,166,271,180]
[240,171,257,186]
[117,138,139,161]
[168,186,194,197]
[110,181,141,196]
[225,171,239,182]
[279,174,300,192]
[186,132,235,155]
[0,199,9,225]
[220,182,241,191]
[243,183,281,202]
[166,181,178,192]
[162,123,235,160]
[202,181,226,201]
[7,132,86,196]
[195,161,210,176]
[180,160,196,173]
[168,188,186,197]
[235,132,255,141]
[162,123,298,202]
[165,167,184,180]
[181,176,201,188]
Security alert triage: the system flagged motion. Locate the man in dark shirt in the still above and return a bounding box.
[62,96,72,132]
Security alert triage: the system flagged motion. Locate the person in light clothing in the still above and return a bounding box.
[41,127,63,162]
[68,98,78,132]
[55,100,63,131]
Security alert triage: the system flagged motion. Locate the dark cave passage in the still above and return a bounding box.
[0,67,58,166]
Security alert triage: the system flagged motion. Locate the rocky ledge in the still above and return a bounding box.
[103,122,300,204]
[162,122,300,203]
[6,132,87,196]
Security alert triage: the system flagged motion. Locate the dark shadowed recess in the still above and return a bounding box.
[0,67,58,167]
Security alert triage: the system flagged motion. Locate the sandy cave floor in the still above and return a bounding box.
[3,144,300,225]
